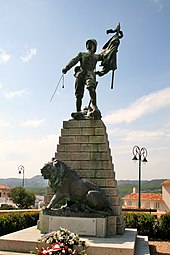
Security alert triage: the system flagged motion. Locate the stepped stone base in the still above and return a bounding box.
[43,119,125,235]
[0,226,139,255]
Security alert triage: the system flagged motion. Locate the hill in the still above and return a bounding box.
[117,179,166,198]
[0,175,48,188]
[0,176,167,197]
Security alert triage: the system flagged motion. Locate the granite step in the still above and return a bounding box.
[0,226,138,255]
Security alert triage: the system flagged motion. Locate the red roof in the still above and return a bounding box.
[123,193,162,201]
[0,184,10,191]
[161,179,170,186]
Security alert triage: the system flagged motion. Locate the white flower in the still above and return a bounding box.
[54,243,60,248]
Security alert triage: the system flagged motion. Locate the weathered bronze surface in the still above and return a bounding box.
[41,159,113,216]
[62,24,123,118]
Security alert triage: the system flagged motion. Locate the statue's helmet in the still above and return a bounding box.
[86,39,97,53]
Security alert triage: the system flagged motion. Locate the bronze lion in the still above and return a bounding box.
[41,159,113,215]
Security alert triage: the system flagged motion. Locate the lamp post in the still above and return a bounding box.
[18,165,25,187]
[132,145,148,209]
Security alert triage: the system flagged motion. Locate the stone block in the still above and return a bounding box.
[82,127,95,136]
[59,136,76,144]
[76,169,96,178]
[107,216,117,236]
[101,187,118,196]
[89,136,106,144]
[112,205,122,216]
[80,160,103,169]
[68,128,82,135]
[106,179,117,187]
[39,213,50,233]
[81,143,98,152]
[90,152,111,161]
[56,144,65,152]
[75,136,89,143]
[109,196,120,206]
[96,218,107,237]
[116,222,126,235]
[97,143,110,152]
[39,215,108,237]
[78,120,104,128]
[116,215,125,225]
[63,120,78,128]
[95,127,106,135]
[102,161,113,170]
[63,120,105,129]
[88,178,106,187]
[57,144,81,152]
[61,129,69,136]
[56,152,92,161]
[95,169,115,178]
[62,160,81,170]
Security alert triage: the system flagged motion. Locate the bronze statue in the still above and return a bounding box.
[62,39,102,119]
[41,159,113,216]
[61,23,123,119]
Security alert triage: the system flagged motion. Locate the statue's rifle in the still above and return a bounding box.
[49,74,64,102]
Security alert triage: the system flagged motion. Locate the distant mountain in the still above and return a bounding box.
[0,176,167,192]
[117,179,166,187]
[0,175,48,188]
[117,179,166,198]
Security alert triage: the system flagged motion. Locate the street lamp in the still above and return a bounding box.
[18,165,25,187]
[132,145,148,209]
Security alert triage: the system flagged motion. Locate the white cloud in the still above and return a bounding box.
[4,89,29,100]
[0,49,11,64]
[107,125,170,144]
[0,82,4,89]
[103,87,170,124]
[21,48,37,63]
[21,119,46,128]
[0,120,10,128]
[120,129,168,142]
[108,128,170,143]
[0,134,58,178]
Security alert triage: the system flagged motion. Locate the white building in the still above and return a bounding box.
[122,179,170,212]
[0,184,13,206]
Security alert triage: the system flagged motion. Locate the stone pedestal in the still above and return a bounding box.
[39,213,108,237]
[43,119,125,235]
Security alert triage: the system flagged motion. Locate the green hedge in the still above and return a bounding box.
[0,212,39,236]
[124,212,170,240]
[1,211,170,240]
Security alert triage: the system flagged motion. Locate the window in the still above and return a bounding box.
[155,202,160,209]
[127,201,132,206]
[145,202,150,208]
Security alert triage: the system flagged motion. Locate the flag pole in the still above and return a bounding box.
[111,70,114,89]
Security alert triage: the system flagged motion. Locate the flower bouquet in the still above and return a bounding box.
[31,227,87,255]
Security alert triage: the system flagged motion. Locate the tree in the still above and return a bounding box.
[9,186,36,209]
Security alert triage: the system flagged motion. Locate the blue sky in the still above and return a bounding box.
[0,0,170,180]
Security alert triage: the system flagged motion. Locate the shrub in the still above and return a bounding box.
[124,212,170,240]
[0,212,39,236]
[158,212,170,240]
[124,212,155,237]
